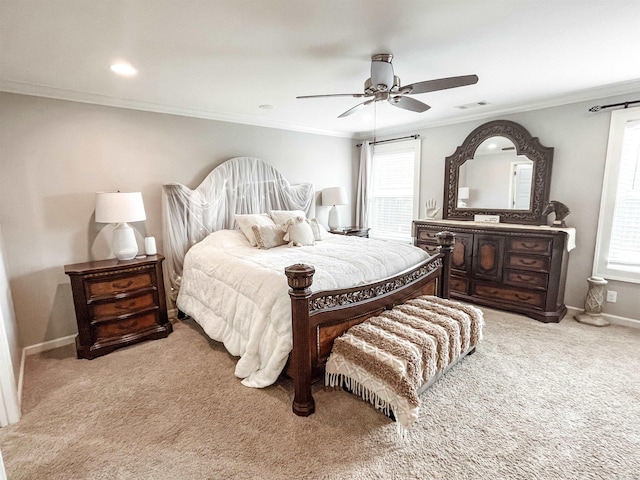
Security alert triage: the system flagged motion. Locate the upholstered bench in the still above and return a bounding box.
[325,296,483,428]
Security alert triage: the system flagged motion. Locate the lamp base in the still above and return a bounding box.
[112,223,138,260]
[328,206,341,230]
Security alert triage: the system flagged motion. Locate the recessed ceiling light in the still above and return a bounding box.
[110,63,137,77]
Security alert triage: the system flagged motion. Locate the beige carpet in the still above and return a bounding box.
[1,308,639,480]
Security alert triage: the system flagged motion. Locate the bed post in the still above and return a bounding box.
[436,231,455,300]
[285,264,316,417]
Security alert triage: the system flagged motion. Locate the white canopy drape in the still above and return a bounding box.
[162,157,314,298]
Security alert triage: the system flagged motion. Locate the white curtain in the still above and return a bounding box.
[162,157,314,298]
[355,141,373,228]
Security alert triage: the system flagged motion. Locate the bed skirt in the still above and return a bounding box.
[325,296,484,428]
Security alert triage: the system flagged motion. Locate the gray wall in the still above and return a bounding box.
[2,89,638,352]
[0,93,355,347]
[411,92,640,320]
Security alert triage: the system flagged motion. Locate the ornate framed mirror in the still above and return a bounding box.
[443,120,554,224]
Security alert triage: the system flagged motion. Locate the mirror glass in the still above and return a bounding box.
[457,136,533,210]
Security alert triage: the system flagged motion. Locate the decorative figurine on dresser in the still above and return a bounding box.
[414,120,576,323]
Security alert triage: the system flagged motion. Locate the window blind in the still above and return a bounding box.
[369,143,419,242]
[607,120,640,270]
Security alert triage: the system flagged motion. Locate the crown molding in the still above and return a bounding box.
[355,79,640,139]
[0,79,354,139]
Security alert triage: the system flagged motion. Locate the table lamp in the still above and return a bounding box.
[322,186,348,230]
[95,192,146,260]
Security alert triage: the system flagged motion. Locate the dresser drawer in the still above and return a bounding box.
[87,272,153,298]
[417,242,439,255]
[92,292,156,319]
[450,275,468,294]
[506,254,550,272]
[504,269,548,290]
[417,229,439,242]
[93,310,160,341]
[474,282,545,309]
[508,237,552,255]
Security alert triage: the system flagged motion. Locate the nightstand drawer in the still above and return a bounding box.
[87,272,153,298]
[93,310,160,341]
[92,292,156,319]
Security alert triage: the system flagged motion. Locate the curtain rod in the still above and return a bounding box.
[588,100,640,112]
[356,134,419,148]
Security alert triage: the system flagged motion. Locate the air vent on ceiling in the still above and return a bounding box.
[455,101,490,110]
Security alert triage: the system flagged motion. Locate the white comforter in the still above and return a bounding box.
[177,229,431,388]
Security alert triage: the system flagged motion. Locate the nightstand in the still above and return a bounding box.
[64,255,172,359]
[329,227,370,238]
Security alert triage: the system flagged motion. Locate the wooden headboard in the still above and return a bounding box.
[162,157,314,298]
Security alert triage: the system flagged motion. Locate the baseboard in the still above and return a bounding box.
[19,335,76,405]
[566,305,640,329]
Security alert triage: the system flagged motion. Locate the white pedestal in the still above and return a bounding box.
[574,276,610,327]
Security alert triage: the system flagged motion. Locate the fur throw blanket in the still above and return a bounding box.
[325,296,484,428]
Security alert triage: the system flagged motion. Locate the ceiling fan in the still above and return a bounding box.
[297,54,478,118]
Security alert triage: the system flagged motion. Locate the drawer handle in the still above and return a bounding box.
[115,301,137,310]
[518,259,538,266]
[515,294,533,301]
[515,274,534,282]
[112,280,134,289]
[521,242,540,250]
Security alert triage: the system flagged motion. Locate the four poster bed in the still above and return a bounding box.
[162,157,456,417]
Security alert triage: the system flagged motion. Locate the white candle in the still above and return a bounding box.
[144,237,157,255]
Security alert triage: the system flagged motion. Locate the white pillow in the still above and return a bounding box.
[306,218,323,241]
[202,229,251,248]
[283,217,315,247]
[252,224,286,249]
[235,213,275,246]
[270,209,306,225]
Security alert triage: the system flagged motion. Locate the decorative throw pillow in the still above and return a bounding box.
[235,213,275,246]
[283,217,315,247]
[306,218,323,241]
[252,224,287,249]
[270,209,307,225]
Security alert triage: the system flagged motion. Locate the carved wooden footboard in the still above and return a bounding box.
[284,231,454,416]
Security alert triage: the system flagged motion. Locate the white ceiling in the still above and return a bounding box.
[2,0,640,138]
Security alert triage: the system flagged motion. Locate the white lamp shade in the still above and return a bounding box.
[322,186,348,206]
[95,192,146,260]
[95,192,146,224]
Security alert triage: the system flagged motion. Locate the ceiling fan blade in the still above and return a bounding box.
[296,93,365,99]
[404,74,479,95]
[338,99,375,118]
[389,96,431,113]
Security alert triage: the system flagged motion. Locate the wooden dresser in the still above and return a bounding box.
[413,220,573,323]
[65,255,172,359]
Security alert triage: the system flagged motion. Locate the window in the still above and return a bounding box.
[368,139,421,243]
[593,107,640,283]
